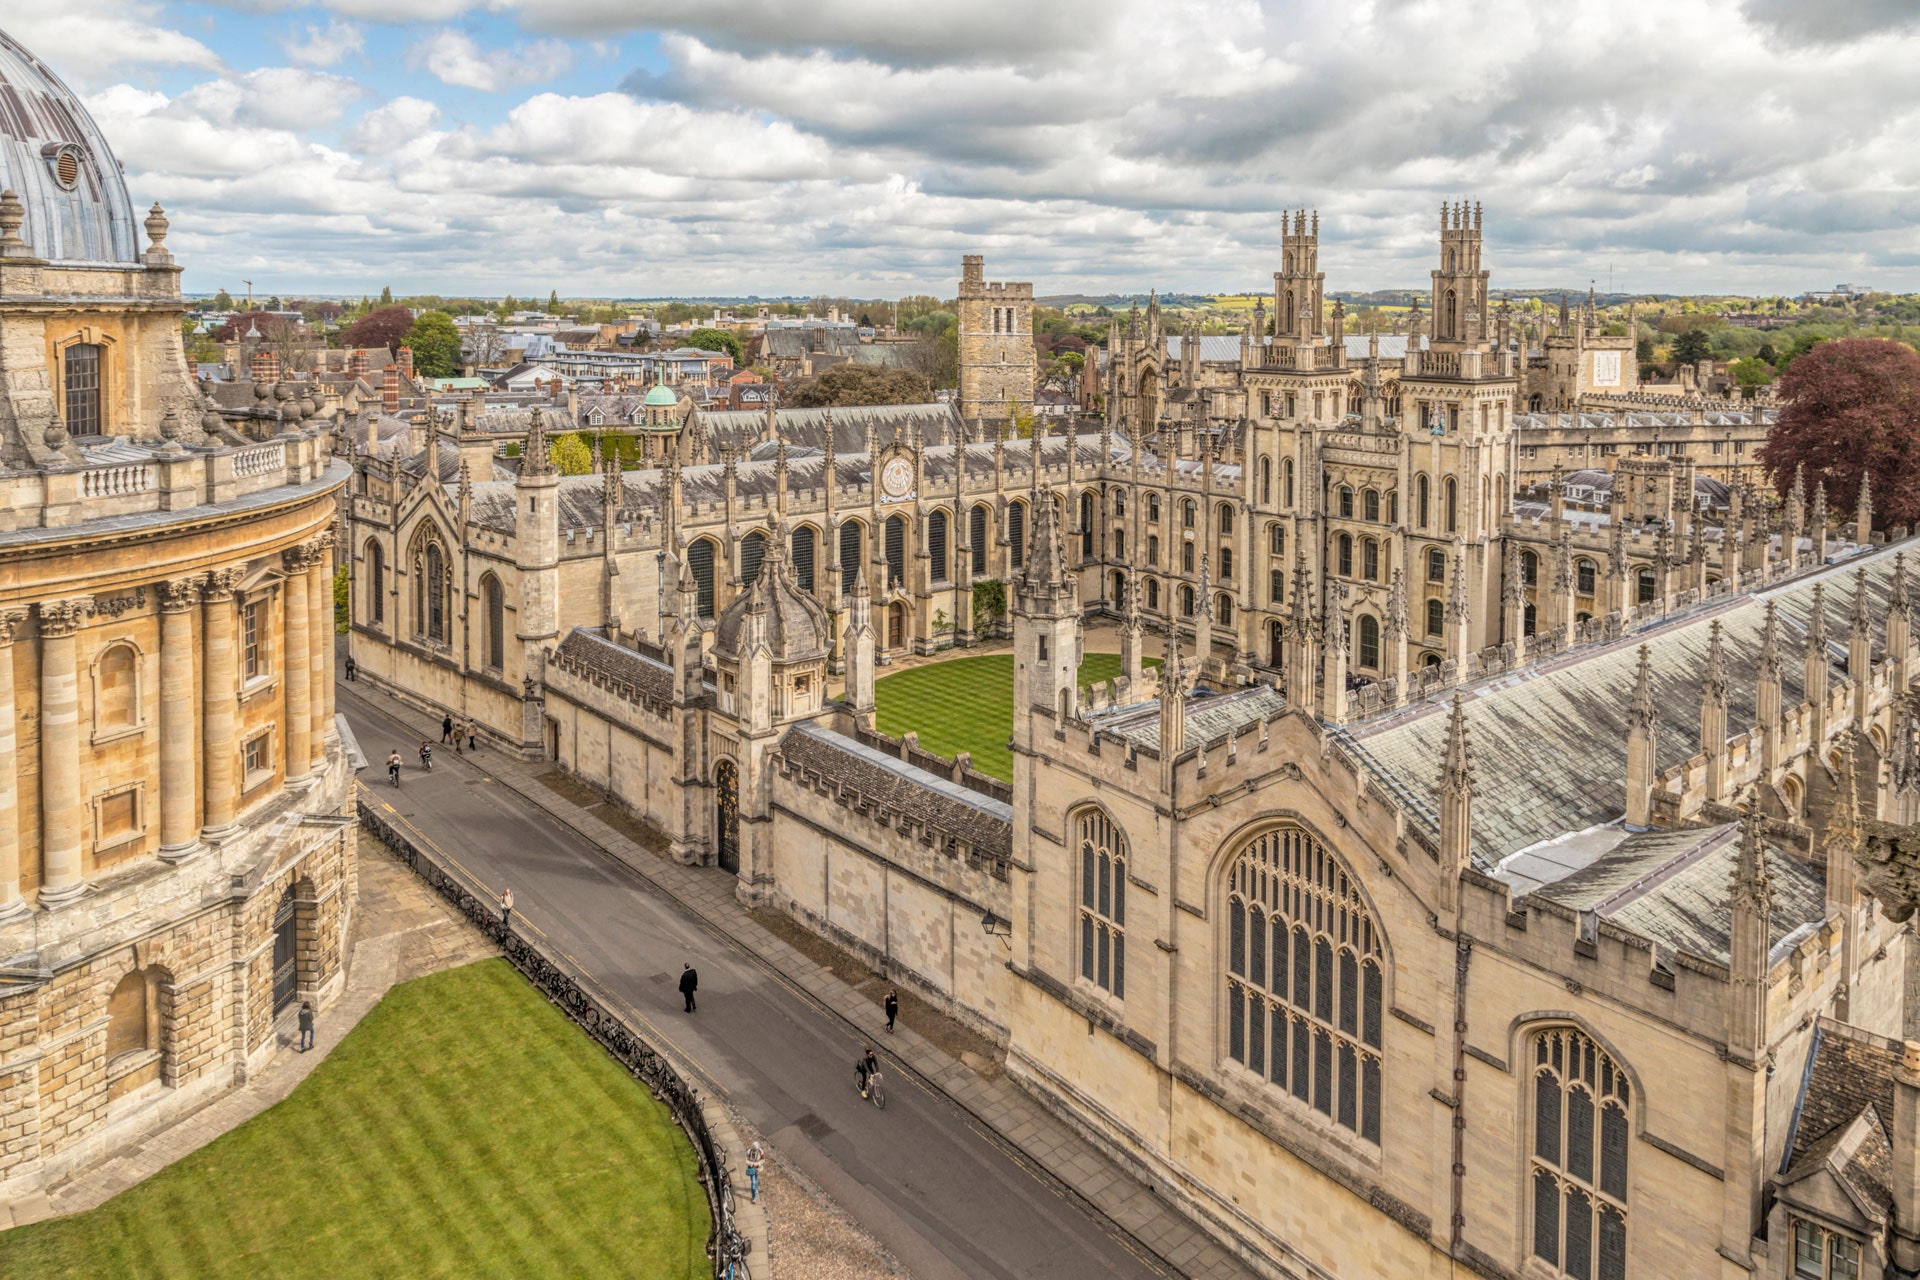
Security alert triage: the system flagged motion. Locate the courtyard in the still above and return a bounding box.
[0,959,710,1280]
[872,650,1158,782]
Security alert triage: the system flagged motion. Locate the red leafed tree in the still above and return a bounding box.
[339,305,416,353]
[212,309,279,343]
[1759,337,1920,530]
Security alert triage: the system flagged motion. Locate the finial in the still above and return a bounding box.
[1630,643,1655,730]
[1441,693,1474,795]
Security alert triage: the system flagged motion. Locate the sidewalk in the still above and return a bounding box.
[344,680,1259,1280]
[10,837,496,1228]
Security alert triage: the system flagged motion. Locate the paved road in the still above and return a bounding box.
[341,687,1171,1280]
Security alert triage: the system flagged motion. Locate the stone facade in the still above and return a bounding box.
[0,32,352,1205]
[956,254,1035,424]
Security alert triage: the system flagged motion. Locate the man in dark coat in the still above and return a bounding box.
[679,964,698,1012]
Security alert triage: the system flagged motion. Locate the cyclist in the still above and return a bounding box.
[855,1047,880,1098]
[386,750,402,787]
[418,740,433,772]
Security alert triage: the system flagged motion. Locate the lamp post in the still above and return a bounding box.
[980,909,1011,949]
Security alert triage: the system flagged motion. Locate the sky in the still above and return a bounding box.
[7,0,1920,299]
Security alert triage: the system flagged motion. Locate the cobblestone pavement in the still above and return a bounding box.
[8,836,496,1229]
[761,1150,914,1280]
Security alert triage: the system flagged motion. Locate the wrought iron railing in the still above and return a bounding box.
[358,797,750,1278]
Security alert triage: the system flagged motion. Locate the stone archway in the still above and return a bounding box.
[271,885,299,1014]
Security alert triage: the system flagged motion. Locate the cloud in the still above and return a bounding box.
[410,29,575,91]
[4,2,222,87]
[281,18,366,68]
[1741,0,1920,43]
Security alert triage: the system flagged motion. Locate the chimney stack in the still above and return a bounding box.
[382,366,400,415]
[250,350,279,384]
[350,348,369,378]
[397,344,414,379]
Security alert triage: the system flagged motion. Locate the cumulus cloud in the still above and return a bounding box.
[410,29,575,91]
[281,18,365,68]
[5,2,222,87]
[1741,0,1920,43]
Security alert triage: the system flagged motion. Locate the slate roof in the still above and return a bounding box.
[1083,684,1288,754]
[779,722,1012,856]
[551,628,674,705]
[1514,409,1776,431]
[699,402,963,455]
[1345,541,1906,866]
[1785,1020,1905,1175]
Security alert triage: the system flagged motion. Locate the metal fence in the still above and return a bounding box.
[358,797,751,1278]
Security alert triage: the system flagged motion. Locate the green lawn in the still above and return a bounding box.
[1,959,709,1280]
[873,651,1158,783]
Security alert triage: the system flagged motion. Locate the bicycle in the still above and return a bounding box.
[855,1069,885,1110]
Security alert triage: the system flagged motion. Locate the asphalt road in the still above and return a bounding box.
[339,686,1172,1280]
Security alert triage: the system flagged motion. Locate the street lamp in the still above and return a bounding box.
[980,909,1011,949]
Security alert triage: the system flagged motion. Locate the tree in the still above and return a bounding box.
[211,289,234,311]
[1635,335,1654,364]
[1757,343,1779,365]
[685,327,743,363]
[465,324,507,369]
[1671,329,1713,365]
[1759,338,1920,530]
[1730,357,1774,398]
[379,286,394,305]
[212,309,280,343]
[788,363,931,408]
[406,311,462,378]
[547,290,560,312]
[549,432,593,476]
[340,305,417,353]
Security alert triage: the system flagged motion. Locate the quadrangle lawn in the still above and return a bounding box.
[872,651,1159,783]
[0,958,709,1280]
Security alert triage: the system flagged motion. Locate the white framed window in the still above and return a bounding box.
[1793,1221,1860,1280]
[243,730,274,789]
[242,599,269,680]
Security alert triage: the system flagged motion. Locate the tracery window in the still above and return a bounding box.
[1077,809,1126,999]
[1225,826,1384,1143]
[1427,598,1444,637]
[1339,487,1353,518]
[1530,1027,1629,1280]
[928,510,949,584]
[792,525,818,591]
[1577,559,1596,596]
[688,538,718,618]
[1009,502,1026,569]
[740,530,768,587]
[1794,1220,1861,1280]
[1363,489,1380,522]
[1357,615,1379,669]
[481,574,505,670]
[969,505,988,577]
[884,515,907,587]
[1636,568,1655,604]
[838,521,863,595]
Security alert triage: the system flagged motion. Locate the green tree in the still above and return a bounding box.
[789,364,931,408]
[1635,335,1654,363]
[211,288,234,311]
[972,579,1006,625]
[547,290,561,312]
[685,327,743,363]
[1757,343,1779,365]
[379,286,394,305]
[1671,329,1713,365]
[405,311,462,378]
[1730,357,1775,398]
[549,432,593,476]
[333,565,350,635]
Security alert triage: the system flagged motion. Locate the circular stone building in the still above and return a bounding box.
[0,28,351,1200]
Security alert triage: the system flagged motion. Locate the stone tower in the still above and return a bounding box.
[956,254,1035,425]
[1274,209,1324,344]
[1430,201,1488,346]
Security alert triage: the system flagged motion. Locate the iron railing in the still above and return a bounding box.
[358,797,750,1278]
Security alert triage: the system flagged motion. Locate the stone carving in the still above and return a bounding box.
[93,586,148,619]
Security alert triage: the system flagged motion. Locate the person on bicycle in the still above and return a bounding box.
[419,740,433,771]
[386,750,402,786]
[856,1047,879,1098]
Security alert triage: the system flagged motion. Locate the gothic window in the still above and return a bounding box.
[1445,478,1458,533]
[1270,569,1284,603]
[1009,502,1026,569]
[1428,548,1447,583]
[1427,598,1444,637]
[1181,542,1195,574]
[1358,615,1380,669]
[1260,457,1272,504]
[366,540,385,625]
[1388,491,1399,524]
[1081,493,1095,559]
[1149,493,1161,523]
[928,510,949,584]
[1521,550,1538,586]
[1338,534,1353,577]
[415,541,449,643]
[64,342,102,435]
[1115,528,1126,558]
[1113,491,1127,519]
[1524,603,1537,637]
[1225,825,1384,1143]
[1181,585,1195,616]
[1147,578,1160,611]
[1363,490,1380,522]
[1577,559,1596,596]
[1183,500,1197,529]
[1112,570,1125,603]
[1220,547,1233,578]
[1636,568,1655,604]
[1339,487,1353,518]
[838,521,863,595]
[1794,1220,1862,1280]
[884,515,906,587]
[482,574,504,670]
[1218,504,1234,536]
[1284,459,1295,507]
[1269,523,1285,556]
[1417,475,1430,529]
[792,525,817,592]
[688,538,718,618]
[1362,539,1379,582]
[1149,535,1160,567]
[740,530,768,587]
[1077,807,1128,999]
[1218,593,1233,625]
[1529,1027,1629,1280]
[969,504,988,576]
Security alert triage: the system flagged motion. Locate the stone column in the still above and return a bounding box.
[0,611,28,918]
[282,547,314,784]
[38,597,92,906]
[308,537,332,771]
[158,578,201,860]
[201,569,242,837]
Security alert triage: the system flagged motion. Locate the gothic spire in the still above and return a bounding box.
[1630,643,1656,732]
[1807,581,1828,648]
[1440,693,1474,797]
[1733,804,1773,910]
[523,407,553,476]
[1705,619,1728,703]
[1758,599,1782,680]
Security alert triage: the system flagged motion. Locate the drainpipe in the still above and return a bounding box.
[1449,937,1473,1256]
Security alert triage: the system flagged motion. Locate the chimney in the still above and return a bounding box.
[350,348,369,378]
[397,344,414,379]
[1891,1041,1920,1271]
[250,350,279,384]
[382,366,400,415]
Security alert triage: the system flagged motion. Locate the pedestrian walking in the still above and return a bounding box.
[884,988,899,1034]
[745,1140,764,1203]
[297,1001,315,1051]
[679,963,699,1013]
[500,887,514,931]
[467,723,478,752]
[441,715,454,745]
[343,654,357,681]
[453,720,464,755]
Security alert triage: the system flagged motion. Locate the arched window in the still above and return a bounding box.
[1183,499,1197,529]
[1521,550,1538,586]
[1427,598,1445,637]
[969,504,989,576]
[1113,491,1126,519]
[1220,546,1233,578]
[1284,459,1295,507]
[688,538,718,618]
[1417,475,1430,529]
[928,510,949,584]
[1181,585,1195,616]
[1529,1026,1629,1280]
[1114,528,1126,558]
[1445,477,1458,533]
[1147,578,1160,611]
[1148,493,1161,523]
[1260,456,1272,504]
[1577,559,1596,596]
[1112,570,1125,603]
[884,514,907,587]
[416,541,448,642]
[791,525,817,592]
[482,575,504,670]
[1524,602,1537,637]
[1338,534,1353,577]
[106,970,151,1064]
[1182,542,1195,573]
[365,540,385,625]
[1081,492,1096,558]
[1218,593,1233,625]
[1270,569,1285,603]
[1362,538,1379,582]
[1636,568,1656,605]
[1008,502,1027,569]
[1388,491,1399,524]
[1148,534,1160,567]
[1363,489,1380,522]
[1225,826,1384,1142]
[94,642,138,732]
[1077,809,1126,999]
[740,530,768,588]
[1428,548,1447,583]
[1358,615,1380,669]
[64,342,103,435]
[1339,486,1354,518]
[1269,523,1285,556]
[1218,504,1234,535]
[838,521,863,595]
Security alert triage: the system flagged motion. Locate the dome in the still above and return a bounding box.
[642,381,679,408]
[712,536,830,665]
[0,29,140,264]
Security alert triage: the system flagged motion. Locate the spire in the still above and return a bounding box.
[1441,693,1474,797]
[1894,552,1911,614]
[1630,643,1656,732]
[1705,619,1728,703]
[1437,692,1475,906]
[1758,599,1782,681]
[1807,581,1828,649]
[1734,804,1773,909]
[1385,567,1408,637]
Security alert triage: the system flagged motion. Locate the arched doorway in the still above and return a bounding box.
[888,601,906,650]
[714,759,740,874]
[271,885,299,1014]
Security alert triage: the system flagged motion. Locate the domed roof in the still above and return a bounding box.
[712,534,830,665]
[0,29,140,264]
[643,380,679,408]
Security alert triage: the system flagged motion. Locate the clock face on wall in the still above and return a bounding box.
[881,457,914,499]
